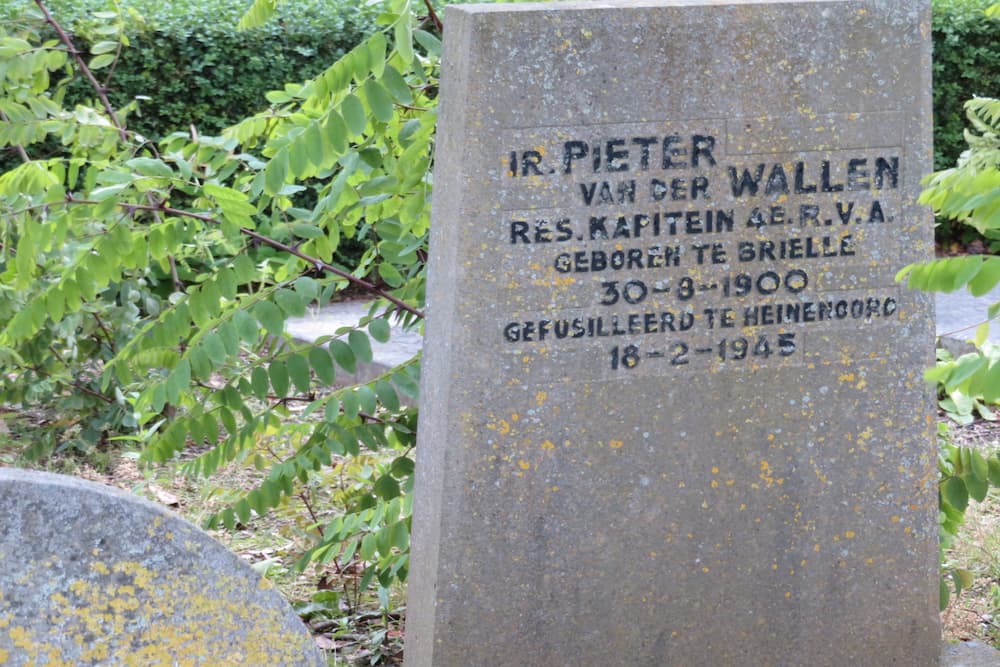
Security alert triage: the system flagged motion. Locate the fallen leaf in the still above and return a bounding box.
[151,485,180,506]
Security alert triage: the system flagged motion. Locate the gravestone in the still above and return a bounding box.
[408,1,938,666]
[0,468,325,666]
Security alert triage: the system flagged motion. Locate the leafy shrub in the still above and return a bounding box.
[0,0,437,629]
[934,0,1000,170]
[898,2,1000,606]
[0,0,379,143]
[933,0,1000,242]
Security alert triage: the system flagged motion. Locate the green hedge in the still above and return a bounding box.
[934,0,1000,170]
[3,0,378,142]
[932,0,1000,242]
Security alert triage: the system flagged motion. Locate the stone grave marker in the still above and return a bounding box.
[0,468,325,666]
[407,1,938,665]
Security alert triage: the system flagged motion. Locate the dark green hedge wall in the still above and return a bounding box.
[933,0,1000,170]
[932,0,1000,242]
[3,0,379,142]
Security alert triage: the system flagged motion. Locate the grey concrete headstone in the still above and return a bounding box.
[0,468,325,666]
[408,1,938,666]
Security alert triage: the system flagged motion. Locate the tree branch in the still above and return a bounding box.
[65,196,424,319]
[33,0,128,143]
[39,351,115,405]
[422,0,443,33]
[0,109,31,163]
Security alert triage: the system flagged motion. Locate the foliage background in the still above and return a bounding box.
[933,0,1000,243]
[0,0,379,144]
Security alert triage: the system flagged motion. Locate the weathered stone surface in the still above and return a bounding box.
[0,468,324,666]
[942,640,1000,667]
[408,1,937,666]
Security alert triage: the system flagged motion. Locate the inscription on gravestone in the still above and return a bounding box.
[408,2,937,666]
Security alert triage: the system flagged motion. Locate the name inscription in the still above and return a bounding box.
[494,123,902,377]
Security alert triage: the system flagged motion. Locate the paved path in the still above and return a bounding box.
[936,285,1000,346]
[285,301,422,387]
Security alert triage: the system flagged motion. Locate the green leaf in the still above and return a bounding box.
[942,476,969,512]
[90,40,119,55]
[969,257,1000,296]
[976,322,990,348]
[233,254,257,284]
[375,379,399,411]
[268,360,290,397]
[963,470,989,503]
[253,301,285,336]
[368,318,391,343]
[233,310,260,344]
[340,390,360,420]
[292,223,325,239]
[360,532,378,560]
[274,288,306,317]
[348,329,373,363]
[362,80,394,123]
[324,397,340,422]
[368,32,387,78]
[323,111,348,153]
[264,148,289,196]
[342,94,367,136]
[969,448,990,483]
[414,29,441,57]
[392,366,420,398]
[89,53,116,70]
[234,498,251,525]
[988,456,1000,488]
[251,366,270,400]
[126,157,173,178]
[357,385,377,414]
[394,14,414,64]
[330,339,357,373]
[287,353,311,393]
[309,347,336,386]
[378,263,404,288]
[374,474,400,500]
[165,360,190,404]
[390,456,415,477]
[202,332,228,366]
[946,354,986,392]
[380,65,413,105]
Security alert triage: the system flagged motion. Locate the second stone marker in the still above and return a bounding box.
[407,2,938,665]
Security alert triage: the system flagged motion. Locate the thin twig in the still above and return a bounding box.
[33,0,128,143]
[65,196,424,319]
[0,109,31,163]
[422,0,443,33]
[90,311,117,353]
[168,255,184,292]
[38,353,115,404]
[297,489,325,538]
